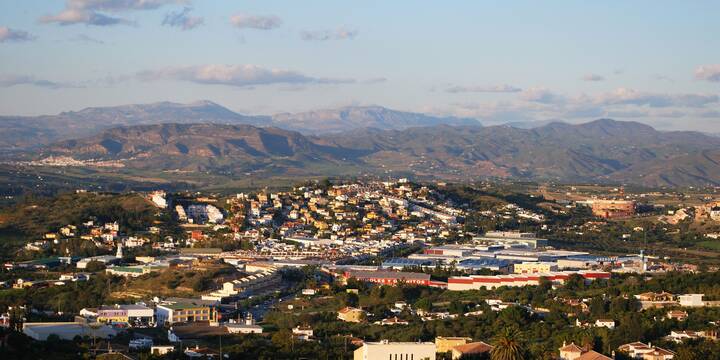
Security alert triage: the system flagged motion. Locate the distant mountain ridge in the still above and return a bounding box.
[0,101,479,149]
[270,105,479,133]
[22,118,720,187]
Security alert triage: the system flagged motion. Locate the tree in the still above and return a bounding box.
[415,298,433,312]
[449,300,466,315]
[84,261,106,272]
[490,327,526,360]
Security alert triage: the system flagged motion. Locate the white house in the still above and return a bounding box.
[595,319,616,329]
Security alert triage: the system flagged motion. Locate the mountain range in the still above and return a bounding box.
[0,101,478,149]
[13,112,720,187]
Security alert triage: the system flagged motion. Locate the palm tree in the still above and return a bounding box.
[490,327,526,360]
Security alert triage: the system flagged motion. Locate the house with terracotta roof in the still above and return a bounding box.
[575,351,613,360]
[559,342,612,360]
[435,337,472,353]
[337,307,366,323]
[374,316,409,326]
[559,342,585,360]
[666,310,688,321]
[451,341,493,360]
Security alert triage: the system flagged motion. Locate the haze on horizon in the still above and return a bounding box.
[1,1,719,132]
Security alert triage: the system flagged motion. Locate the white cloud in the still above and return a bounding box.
[40,0,180,26]
[594,88,718,108]
[136,64,355,87]
[445,84,521,94]
[230,14,282,30]
[162,7,203,30]
[696,64,720,82]
[300,28,358,41]
[582,74,605,82]
[0,26,35,42]
[433,85,720,128]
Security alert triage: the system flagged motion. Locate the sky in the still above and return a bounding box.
[1,1,719,131]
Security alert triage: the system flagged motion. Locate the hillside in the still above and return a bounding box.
[316,119,720,186]
[12,119,720,187]
[38,123,362,175]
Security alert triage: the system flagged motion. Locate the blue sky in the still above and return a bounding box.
[1,1,719,131]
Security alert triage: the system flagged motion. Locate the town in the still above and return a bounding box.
[1,179,719,359]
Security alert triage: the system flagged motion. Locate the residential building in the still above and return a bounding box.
[559,342,584,360]
[226,314,263,334]
[595,319,616,329]
[559,342,612,360]
[151,345,175,356]
[618,342,675,360]
[337,307,366,323]
[292,326,314,340]
[666,310,688,321]
[451,341,493,360]
[435,336,472,353]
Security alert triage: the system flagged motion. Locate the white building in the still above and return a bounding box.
[595,319,616,329]
[353,340,436,360]
[151,345,175,356]
[23,321,116,341]
[225,314,262,334]
[678,294,705,307]
[150,191,168,208]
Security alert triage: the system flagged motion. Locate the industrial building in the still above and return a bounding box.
[447,271,610,290]
[473,231,548,248]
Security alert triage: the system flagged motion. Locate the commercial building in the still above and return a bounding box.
[590,200,635,219]
[353,340,436,360]
[456,258,513,272]
[343,270,432,287]
[96,304,154,325]
[447,271,610,291]
[473,231,548,248]
[381,258,435,269]
[423,245,474,257]
[23,321,116,341]
[156,299,218,325]
[513,262,559,274]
